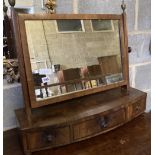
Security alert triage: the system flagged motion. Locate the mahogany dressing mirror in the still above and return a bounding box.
[17,14,129,108]
[10,6,147,155]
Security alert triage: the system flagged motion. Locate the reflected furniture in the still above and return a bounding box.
[8,3,147,155]
[84,65,104,87]
[87,65,102,77]
[98,55,121,76]
[57,68,82,92]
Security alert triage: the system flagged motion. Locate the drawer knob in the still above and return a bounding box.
[46,134,54,142]
[99,117,108,128]
[136,106,140,112]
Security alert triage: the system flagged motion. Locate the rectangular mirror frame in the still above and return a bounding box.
[16,14,129,109]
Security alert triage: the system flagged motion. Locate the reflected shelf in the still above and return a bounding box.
[34,73,123,101]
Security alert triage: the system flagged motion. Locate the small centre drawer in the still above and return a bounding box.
[130,97,146,119]
[26,126,70,150]
[73,108,125,140]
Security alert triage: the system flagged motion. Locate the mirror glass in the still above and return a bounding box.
[25,19,124,101]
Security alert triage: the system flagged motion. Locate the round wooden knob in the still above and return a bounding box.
[136,106,140,112]
[99,117,108,128]
[46,134,53,142]
[8,0,15,7]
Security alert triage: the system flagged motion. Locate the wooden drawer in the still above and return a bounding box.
[73,108,125,140]
[26,126,70,150]
[130,97,146,119]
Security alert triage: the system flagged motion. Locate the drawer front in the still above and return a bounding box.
[26,126,70,150]
[73,108,125,140]
[131,97,146,118]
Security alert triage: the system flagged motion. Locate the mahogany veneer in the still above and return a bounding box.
[15,87,146,155]
[4,113,151,155]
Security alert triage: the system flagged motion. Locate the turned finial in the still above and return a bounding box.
[8,0,15,7]
[121,0,126,13]
[3,0,8,15]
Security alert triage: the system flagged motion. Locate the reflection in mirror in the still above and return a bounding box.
[91,20,113,31]
[57,20,84,32]
[25,19,123,101]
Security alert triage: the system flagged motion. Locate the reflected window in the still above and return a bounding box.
[56,20,84,32]
[91,20,114,32]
